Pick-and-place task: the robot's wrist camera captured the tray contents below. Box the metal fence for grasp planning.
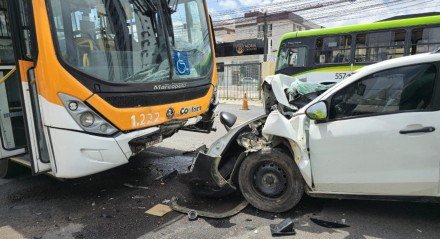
[217,63,262,100]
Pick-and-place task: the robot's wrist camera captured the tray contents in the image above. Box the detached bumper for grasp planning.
[180,152,236,197]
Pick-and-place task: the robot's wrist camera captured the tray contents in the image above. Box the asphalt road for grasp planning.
[0,103,439,239]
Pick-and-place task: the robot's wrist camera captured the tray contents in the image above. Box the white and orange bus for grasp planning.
[0,0,218,178]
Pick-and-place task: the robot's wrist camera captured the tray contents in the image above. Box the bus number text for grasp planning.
[131,113,160,128]
[335,73,351,80]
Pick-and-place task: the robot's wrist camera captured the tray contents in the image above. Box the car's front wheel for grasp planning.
[238,149,304,213]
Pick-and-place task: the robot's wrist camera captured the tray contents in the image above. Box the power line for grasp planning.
[211,0,321,17]
[307,0,437,22]
[214,5,438,38]
[211,0,436,26]
[212,0,355,24]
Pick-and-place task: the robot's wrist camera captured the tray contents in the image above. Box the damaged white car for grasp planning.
[181,52,440,213]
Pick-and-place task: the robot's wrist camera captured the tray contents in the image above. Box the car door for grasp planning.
[309,63,440,196]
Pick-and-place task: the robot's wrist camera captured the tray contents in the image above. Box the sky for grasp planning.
[207,0,440,28]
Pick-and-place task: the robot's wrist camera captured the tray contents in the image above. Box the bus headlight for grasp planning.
[80,112,95,127]
[68,101,78,111]
[58,93,118,135]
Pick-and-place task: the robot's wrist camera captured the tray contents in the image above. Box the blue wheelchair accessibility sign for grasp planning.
[173,51,190,76]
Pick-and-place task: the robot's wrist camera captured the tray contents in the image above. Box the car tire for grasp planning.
[238,149,303,213]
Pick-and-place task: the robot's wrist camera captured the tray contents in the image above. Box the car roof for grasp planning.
[356,52,440,77]
[311,52,440,103]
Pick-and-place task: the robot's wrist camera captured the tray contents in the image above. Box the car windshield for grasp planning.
[48,0,171,84]
[286,81,335,109]
[169,0,213,80]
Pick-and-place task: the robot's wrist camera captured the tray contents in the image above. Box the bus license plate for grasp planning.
[145,135,163,147]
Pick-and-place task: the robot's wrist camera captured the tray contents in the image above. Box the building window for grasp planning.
[257,24,272,38]
[355,30,406,63]
[315,35,352,64]
[258,25,263,38]
[411,27,440,54]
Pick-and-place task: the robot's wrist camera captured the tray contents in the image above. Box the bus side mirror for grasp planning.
[220,112,237,131]
[305,101,328,121]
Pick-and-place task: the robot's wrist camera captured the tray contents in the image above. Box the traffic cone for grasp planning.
[241,93,249,110]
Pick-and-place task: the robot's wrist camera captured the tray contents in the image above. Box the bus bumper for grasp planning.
[49,127,160,178]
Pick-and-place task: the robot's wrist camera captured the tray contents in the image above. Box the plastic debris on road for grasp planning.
[270,218,296,236]
[310,218,350,229]
[145,204,173,217]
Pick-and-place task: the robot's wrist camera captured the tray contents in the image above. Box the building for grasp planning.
[213,22,236,43]
[213,11,320,99]
[215,11,320,65]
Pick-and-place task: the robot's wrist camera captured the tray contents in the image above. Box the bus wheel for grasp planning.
[238,149,304,213]
[0,159,21,179]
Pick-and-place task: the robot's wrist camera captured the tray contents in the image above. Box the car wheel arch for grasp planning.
[268,136,313,188]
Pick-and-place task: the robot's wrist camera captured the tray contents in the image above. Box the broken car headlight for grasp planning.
[59,93,118,135]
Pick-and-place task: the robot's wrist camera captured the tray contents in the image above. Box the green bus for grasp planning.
[275,13,440,83]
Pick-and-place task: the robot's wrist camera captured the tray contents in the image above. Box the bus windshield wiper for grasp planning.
[168,0,179,13]
[133,0,157,15]
[124,63,156,81]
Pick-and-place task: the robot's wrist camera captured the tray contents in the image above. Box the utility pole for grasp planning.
[263,11,268,62]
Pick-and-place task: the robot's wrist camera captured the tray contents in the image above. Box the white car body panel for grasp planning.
[261,52,440,197]
[262,110,313,186]
[309,112,440,196]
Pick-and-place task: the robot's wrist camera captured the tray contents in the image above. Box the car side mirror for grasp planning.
[219,112,237,131]
[305,101,328,121]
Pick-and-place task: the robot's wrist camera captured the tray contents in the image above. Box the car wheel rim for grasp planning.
[253,162,287,198]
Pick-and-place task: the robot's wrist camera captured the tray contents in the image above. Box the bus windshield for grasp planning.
[48,0,172,84]
[276,45,307,71]
[169,0,212,80]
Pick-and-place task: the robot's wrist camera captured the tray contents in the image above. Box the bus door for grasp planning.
[1,0,52,174]
[0,67,27,159]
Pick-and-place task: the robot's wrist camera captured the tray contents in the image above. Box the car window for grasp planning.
[330,64,437,120]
